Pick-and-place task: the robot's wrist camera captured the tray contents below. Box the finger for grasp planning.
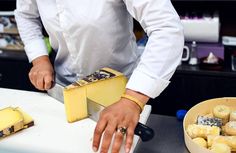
[93,118,107,152]
[111,127,125,153]
[28,70,37,88]
[44,74,53,90]
[36,73,44,90]
[100,121,117,153]
[125,125,135,153]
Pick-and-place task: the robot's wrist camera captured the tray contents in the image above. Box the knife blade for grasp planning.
[47,83,154,142]
[47,83,65,103]
[87,98,154,142]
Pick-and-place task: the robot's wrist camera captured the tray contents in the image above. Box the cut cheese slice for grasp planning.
[63,68,127,123]
[64,87,87,122]
[0,107,24,138]
[0,107,34,139]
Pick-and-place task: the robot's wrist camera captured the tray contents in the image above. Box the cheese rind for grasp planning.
[63,68,127,123]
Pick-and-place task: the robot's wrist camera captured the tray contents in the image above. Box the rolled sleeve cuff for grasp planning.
[126,69,170,99]
[24,39,48,62]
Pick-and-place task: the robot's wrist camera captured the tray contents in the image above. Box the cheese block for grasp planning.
[197,116,222,127]
[0,107,24,138]
[63,68,128,123]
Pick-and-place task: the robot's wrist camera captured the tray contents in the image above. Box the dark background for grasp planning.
[1,0,236,116]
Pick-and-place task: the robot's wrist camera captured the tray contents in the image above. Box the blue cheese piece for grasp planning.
[197,116,222,127]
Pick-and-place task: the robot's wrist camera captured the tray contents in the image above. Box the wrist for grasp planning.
[32,55,51,66]
[122,89,150,113]
[125,89,149,104]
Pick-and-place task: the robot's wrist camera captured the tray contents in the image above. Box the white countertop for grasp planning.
[0,88,151,153]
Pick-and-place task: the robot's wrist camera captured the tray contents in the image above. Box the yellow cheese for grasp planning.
[0,107,24,138]
[213,105,231,125]
[210,143,231,153]
[187,124,220,139]
[192,137,207,148]
[63,87,87,122]
[207,135,236,151]
[63,68,127,123]
[0,107,34,139]
[86,69,127,107]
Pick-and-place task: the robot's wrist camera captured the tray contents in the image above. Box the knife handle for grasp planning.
[134,122,154,142]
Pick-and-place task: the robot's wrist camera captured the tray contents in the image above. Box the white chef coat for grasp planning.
[14,0,184,98]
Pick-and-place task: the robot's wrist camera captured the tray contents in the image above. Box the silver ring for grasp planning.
[116,127,127,135]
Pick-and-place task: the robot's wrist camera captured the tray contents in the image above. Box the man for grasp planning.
[15,0,184,152]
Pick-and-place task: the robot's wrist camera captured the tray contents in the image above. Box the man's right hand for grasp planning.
[29,55,54,91]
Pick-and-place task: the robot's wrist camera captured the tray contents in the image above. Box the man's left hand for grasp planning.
[92,89,149,153]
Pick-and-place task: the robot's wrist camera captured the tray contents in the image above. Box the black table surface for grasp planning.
[135,114,190,153]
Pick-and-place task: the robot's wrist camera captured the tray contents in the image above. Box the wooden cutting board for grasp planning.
[0,88,151,153]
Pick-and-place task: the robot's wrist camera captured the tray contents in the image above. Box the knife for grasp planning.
[47,83,154,142]
[47,82,65,103]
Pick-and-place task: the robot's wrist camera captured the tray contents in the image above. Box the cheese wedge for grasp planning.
[0,107,24,138]
[0,107,34,139]
[63,68,127,123]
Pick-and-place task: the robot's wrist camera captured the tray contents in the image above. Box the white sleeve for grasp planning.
[123,0,184,98]
[14,0,48,62]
